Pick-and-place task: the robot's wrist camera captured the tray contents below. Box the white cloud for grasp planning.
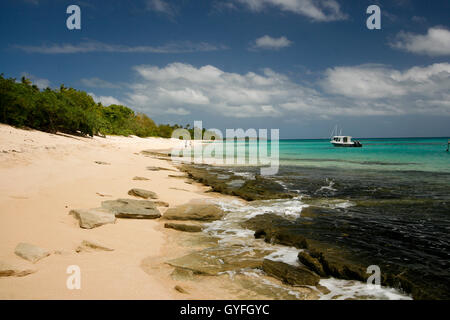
[390,27,450,56]
[21,73,50,89]
[166,107,191,115]
[322,63,450,100]
[251,35,292,50]
[13,40,227,54]
[146,0,177,17]
[235,0,347,21]
[88,93,123,106]
[123,62,450,119]
[81,77,119,88]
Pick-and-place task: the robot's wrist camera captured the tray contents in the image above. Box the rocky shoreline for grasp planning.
[173,161,448,300]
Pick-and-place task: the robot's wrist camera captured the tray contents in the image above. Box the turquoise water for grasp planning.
[190,137,450,298]
[277,138,450,173]
[197,137,449,173]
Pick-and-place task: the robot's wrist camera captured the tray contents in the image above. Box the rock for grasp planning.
[0,260,37,277]
[164,223,203,233]
[76,240,114,253]
[94,161,110,165]
[153,201,169,207]
[170,267,195,281]
[174,285,189,294]
[167,247,272,276]
[128,188,158,199]
[298,250,327,277]
[168,174,187,179]
[181,165,296,201]
[96,192,112,197]
[14,243,51,263]
[262,259,320,286]
[133,176,149,181]
[242,214,309,249]
[307,248,367,282]
[141,150,171,158]
[226,180,246,188]
[69,208,116,229]
[101,198,161,219]
[146,166,176,172]
[163,203,224,222]
[234,272,319,300]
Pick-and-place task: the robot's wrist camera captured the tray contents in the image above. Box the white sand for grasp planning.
[0,124,226,299]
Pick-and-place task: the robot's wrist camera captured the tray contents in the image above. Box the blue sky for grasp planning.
[1,0,449,138]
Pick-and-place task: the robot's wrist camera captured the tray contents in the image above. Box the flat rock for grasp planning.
[69,208,116,229]
[166,247,272,276]
[0,260,37,277]
[128,188,158,199]
[170,267,195,281]
[14,243,51,263]
[163,203,224,222]
[164,222,203,233]
[101,198,161,219]
[262,259,320,286]
[168,174,187,179]
[133,176,149,181]
[146,166,176,172]
[153,201,169,207]
[76,240,114,253]
[94,161,110,165]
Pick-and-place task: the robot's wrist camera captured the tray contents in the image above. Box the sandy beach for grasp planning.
[0,123,238,299]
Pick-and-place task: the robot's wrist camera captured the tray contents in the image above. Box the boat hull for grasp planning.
[331,142,362,148]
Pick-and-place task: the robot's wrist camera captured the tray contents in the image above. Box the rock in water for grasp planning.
[101,198,161,219]
[0,260,37,277]
[14,243,51,263]
[164,223,203,233]
[262,259,320,286]
[298,251,327,277]
[163,203,224,222]
[166,247,271,276]
[69,208,116,229]
[128,188,158,199]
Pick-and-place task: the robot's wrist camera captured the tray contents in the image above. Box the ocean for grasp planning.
[178,137,450,299]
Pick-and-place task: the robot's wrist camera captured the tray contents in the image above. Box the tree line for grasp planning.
[0,74,191,138]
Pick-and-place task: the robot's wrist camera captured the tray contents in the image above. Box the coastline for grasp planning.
[0,124,325,300]
[0,124,231,299]
[1,124,441,300]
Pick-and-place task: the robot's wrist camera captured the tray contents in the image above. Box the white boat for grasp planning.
[329,126,362,147]
[330,135,362,147]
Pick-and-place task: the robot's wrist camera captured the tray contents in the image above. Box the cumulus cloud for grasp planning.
[13,40,227,54]
[21,73,50,89]
[121,62,450,119]
[146,0,177,17]
[88,93,123,106]
[322,63,450,99]
[81,77,119,89]
[251,35,292,50]
[390,27,450,56]
[235,0,347,21]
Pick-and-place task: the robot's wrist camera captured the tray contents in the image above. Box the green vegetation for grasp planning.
[0,74,189,138]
